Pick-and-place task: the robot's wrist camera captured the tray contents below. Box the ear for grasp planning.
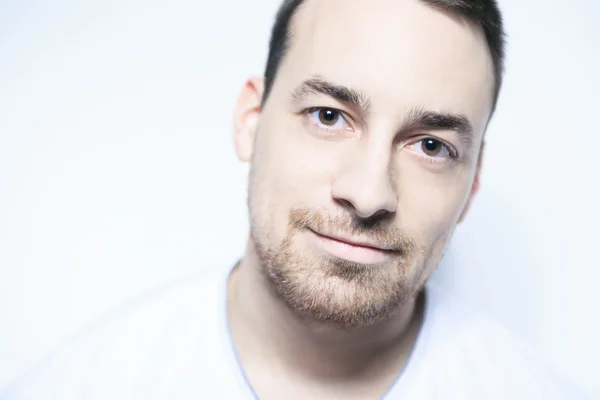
[233,77,264,162]
[458,141,484,224]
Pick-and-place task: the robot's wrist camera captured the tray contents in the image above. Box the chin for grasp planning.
[260,247,414,328]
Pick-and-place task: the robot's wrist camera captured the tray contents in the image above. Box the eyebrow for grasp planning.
[404,107,474,146]
[291,76,372,114]
[291,76,475,145]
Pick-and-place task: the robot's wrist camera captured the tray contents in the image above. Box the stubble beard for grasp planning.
[249,201,421,329]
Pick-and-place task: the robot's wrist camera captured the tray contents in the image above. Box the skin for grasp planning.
[229,0,494,398]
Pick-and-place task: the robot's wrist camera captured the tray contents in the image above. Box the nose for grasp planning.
[330,146,398,219]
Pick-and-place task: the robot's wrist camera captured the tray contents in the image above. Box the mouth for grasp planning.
[308,229,397,265]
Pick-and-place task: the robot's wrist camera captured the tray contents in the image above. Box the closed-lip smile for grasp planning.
[308,229,397,264]
[311,229,393,251]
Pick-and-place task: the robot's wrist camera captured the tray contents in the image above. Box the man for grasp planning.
[2,0,584,399]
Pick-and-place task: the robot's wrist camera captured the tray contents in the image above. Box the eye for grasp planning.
[410,138,455,159]
[308,108,351,131]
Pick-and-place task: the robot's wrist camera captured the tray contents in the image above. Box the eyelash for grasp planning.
[302,107,460,163]
[303,107,353,134]
[409,138,459,164]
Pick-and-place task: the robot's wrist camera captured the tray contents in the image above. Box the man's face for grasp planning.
[236,0,494,328]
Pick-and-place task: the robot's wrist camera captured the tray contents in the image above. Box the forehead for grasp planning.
[276,0,495,133]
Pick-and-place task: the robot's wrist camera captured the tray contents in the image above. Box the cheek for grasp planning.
[396,166,469,287]
[396,160,473,244]
[249,121,339,242]
[255,119,341,205]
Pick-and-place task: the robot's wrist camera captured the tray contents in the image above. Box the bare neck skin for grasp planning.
[228,242,426,399]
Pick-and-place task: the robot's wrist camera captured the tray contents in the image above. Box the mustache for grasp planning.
[289,207,416,253]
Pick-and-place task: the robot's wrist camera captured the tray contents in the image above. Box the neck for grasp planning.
[228,241,425,386]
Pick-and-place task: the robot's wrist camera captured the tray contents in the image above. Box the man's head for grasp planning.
[234,0,505,328]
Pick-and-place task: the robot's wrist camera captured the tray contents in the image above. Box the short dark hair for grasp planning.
[262,0,506,112]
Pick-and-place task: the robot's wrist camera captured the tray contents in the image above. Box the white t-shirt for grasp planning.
[1,264,585,400]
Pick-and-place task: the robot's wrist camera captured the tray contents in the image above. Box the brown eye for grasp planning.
[421,138,443,156]
[318,109,340,126]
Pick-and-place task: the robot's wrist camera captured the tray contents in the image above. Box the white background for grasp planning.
[1,0,598,396]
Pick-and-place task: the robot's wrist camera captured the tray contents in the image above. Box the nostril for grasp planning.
[335,198,356,212]
[369,209,389,219]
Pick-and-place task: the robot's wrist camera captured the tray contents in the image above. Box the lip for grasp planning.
[309,229,396,265]
[311,230,393,251]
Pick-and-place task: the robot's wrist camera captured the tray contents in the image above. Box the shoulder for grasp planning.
[1,266,230,400]
[417,284,587,399]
